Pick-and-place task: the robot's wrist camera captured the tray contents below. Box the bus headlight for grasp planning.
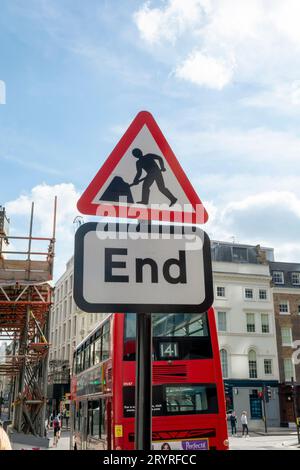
[223,439,229,447]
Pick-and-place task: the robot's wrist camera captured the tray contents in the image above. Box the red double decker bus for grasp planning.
[70,309,228,450]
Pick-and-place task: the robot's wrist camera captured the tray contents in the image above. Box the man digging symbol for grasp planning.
[131,148,177,206]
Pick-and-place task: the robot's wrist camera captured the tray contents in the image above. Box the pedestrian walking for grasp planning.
[0,424,12,450]
[52,415,61,447]
[230,411,237,436]
[241,411,249,437]
[45,417,49,437]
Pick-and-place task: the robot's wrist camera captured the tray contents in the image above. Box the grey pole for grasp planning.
[134,313,152,450]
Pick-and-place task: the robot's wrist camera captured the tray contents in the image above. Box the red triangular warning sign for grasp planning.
[77,111,208,224]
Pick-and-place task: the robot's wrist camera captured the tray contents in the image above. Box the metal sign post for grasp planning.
[262,390,268,434]
[134,313,152,450]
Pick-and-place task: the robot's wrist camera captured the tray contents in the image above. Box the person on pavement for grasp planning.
[241,411,249,438]
[230,411,237,436]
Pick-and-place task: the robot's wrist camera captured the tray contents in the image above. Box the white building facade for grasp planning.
[48,256,107,413]
[49,256,106,366]
[212,241,281,429]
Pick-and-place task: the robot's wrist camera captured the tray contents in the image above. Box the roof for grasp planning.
[211,241,272,264]
[269,261,300,289]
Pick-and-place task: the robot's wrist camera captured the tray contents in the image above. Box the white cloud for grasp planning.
[133,0,207,44]
[134,0,300,94]
[175,50,234,89]
[5,183,81,280]
[204,189,300,263]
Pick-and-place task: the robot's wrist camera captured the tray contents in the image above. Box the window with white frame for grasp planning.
[284,358,294,382]
[220,349,228,378]
[291,272,300,285]
[281,327,292,346]
[245,288,253,299]
[264,359,272,375]
[261,314,270,333]
[216,286,226,297]
[246,313,255,332]
[217,311,227,332]
[259,289,267,300]
[279,301,289,314]
[272,271,284,284]
[248,350,257,378]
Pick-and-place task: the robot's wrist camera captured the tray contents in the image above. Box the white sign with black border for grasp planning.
[73,222,213,313]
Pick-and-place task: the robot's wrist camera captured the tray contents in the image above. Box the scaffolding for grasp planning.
[0,198,56,437]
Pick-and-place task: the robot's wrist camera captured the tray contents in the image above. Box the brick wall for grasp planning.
[273,292,300,383]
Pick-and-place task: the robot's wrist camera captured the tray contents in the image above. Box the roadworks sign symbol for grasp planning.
[77,111,208,224]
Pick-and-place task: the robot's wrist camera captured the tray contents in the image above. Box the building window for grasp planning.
[281,327,292,346]
[272,271,284,284]
[284,358,294,382]
[248,350,257,378]
[245,288,254,300]
[291,272,300,285]
[279,301,289,314]
[220,349,228,378]
[217,311,227,332]
[232,246,248,262]
[246,313,255,332]
[250,393,262,419]
[264,359,272,375]
[216,286,226,297]
[259,289,267,300]
[261,314,270,333]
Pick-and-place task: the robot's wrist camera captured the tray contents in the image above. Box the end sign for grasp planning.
[74,222,213,313]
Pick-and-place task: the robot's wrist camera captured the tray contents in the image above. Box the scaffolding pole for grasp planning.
[0,197,57,437]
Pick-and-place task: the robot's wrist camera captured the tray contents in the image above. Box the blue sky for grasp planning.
[1,0,300,279]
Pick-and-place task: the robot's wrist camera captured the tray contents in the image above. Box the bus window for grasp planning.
[94,337,101,365]
[123,384,218,418]
[124,313,212,361]
[87,400,106,439]
[84,345,90,370]
[80,349,84,373]
[153,313,209,337]
[90,341,95,367]
[100,400,107,439]
[165,386,210,413]
[88,401,99,438]
[102,322,110,361]
[77,402,82,431]
[76,351,81,374]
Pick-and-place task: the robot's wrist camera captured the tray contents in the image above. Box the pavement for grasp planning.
[228,433,300,450]
[10,429,71,451]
